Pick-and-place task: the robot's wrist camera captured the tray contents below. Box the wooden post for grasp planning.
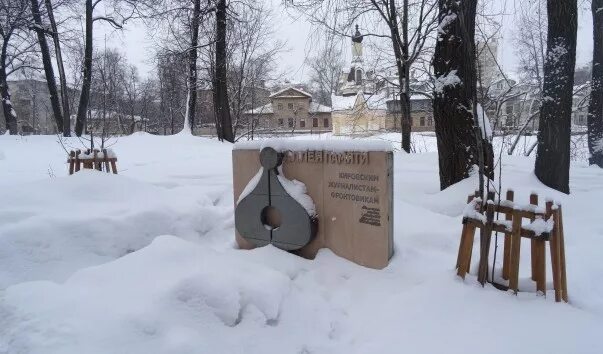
[548,201,562,302]
[102,149,110,173]
[502,189,514,280]
[456,194,474,270]
[509,209,522,293]
[457,222,476,279]
[68,151,75,175]
[477,201,495,285]
[530,193,538,281]
[93,149,98,170]
[75,150,81,172]
[557,205,569,302]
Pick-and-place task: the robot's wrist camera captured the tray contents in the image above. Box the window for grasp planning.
[288,118,294,128]
[496,82,503,89]
[313,118,318,127]
[356,69,363,85]
[277,103,283,110]
[427,117,433,126]
[288,103,294,110]
[300,119,306,128]
[323,118,329,127]
[420,117,425,127]
[278,118,284,126]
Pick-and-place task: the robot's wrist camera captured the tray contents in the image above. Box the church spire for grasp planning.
[351,24,363,63]
[352,24,363,43]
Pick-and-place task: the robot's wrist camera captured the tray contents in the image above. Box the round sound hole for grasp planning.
[261,206,282,230]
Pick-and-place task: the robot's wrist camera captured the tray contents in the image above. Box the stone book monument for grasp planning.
[233,140,394,269]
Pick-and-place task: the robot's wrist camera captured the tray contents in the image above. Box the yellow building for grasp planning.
[332,92,389,135]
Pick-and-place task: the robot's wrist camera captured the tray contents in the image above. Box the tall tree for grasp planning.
[29,0,63,133]
[588,0,603,167]
[74,0,94,136]
[183,0,200,133]
[1,0,39,134]
[432,0,493,190]
[534,0,577,193]
[44,0,71,136]
[307,36,343,106]
[74,0,154,136]
[213,0,234,142]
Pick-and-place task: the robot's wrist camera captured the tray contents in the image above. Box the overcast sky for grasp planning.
[96,0,594,83]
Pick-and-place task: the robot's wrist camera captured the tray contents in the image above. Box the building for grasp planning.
[477,38,500,86]
[572,83,590,129]
[332,92,388,135]
[331,26,435,135]
[244,86,332,133]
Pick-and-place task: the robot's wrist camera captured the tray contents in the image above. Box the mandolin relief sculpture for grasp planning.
[235,147,317,251]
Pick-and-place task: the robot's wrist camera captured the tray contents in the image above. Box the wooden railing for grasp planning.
[68,149,118,175]
[456,190,568,302]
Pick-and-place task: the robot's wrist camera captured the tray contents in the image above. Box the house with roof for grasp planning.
[244,86,332,133]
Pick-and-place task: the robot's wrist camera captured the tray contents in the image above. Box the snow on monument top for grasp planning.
[233,139,393,152]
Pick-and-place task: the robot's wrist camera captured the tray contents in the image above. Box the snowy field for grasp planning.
[0,132,602,353]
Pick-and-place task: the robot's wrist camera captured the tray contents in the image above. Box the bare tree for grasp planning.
[226,2,284,138]
[29,0,63,133]
[0,0,38,134]
[44,0,71,136]
[156,49,187,134]
[213,0,233,141]
[588,0,603,167]
[74,0,157,136]
[534,0,578,194]
[287,0,437,153]
[307,33,343,106]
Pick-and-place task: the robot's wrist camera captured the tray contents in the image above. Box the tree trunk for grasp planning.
[30,0,63,133]
[184,0,200,133]
[588,0,603,167]
[385,0,411,153]
[0,41,17,135]
[400,0,411,153]
[213,0,234,142]
[432,0,493,190]
[534,0,577,193]
[45,0,71,136]
[75,0,93,136]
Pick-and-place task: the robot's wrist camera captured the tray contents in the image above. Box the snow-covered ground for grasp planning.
[0,132,602,353]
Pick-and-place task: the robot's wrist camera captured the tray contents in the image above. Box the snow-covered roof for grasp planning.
[244,103,273,114]
[331,91,388,111]
[331,94,358,111]
[234,139,393,152]
[410,93,432,101]
[244,102,330,115]
[309,102,331,113]
[269,86,312,99]
[364,93,388,110]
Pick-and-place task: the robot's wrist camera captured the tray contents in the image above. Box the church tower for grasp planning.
[351,24,363,63]
[351,25,364,85]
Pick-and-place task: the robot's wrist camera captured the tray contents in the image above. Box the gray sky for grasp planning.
[97,0,594,83]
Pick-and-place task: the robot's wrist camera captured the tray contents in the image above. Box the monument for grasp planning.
[233,140,394,269]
